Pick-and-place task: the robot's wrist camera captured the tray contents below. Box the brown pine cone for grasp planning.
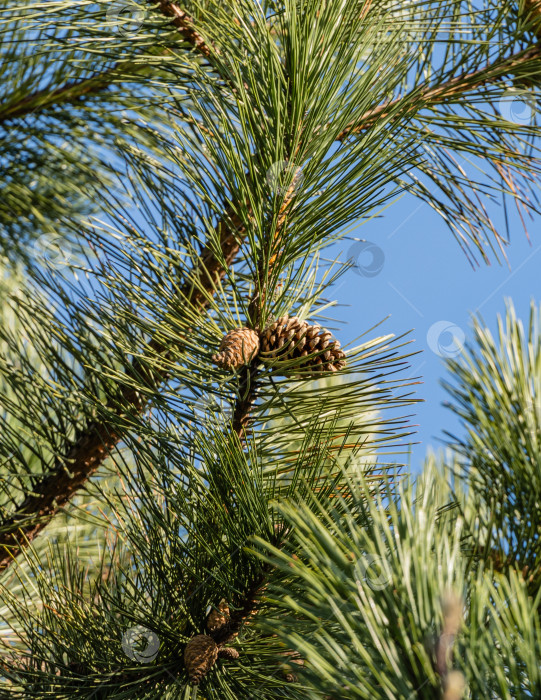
[259,316,346,374]
[212,328,260,370]
[184,634,219,685]
[218,647,240,660]
[206,599,230,633]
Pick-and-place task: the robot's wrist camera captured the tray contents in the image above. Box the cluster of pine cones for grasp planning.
[184,599,301,685]
[184,600,239,685]
[212,315,346,374]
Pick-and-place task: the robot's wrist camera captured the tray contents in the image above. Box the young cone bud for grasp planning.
[206,599,230,633]
[218,647,240,660]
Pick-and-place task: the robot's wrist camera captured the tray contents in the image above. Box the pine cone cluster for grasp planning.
[212,327,260,370]
[184,634,219,685]
[259,316,346,373]
[212,316,346,375]
[183,600,241,684]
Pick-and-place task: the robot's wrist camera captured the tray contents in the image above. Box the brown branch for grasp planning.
[152,1,216,58]
[208,569,269,646]
[233,173,301,442]
[338,44,541,140]
[434,592,465,700]
[0,209,244,572]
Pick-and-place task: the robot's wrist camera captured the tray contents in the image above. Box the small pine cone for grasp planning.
[184,635,219,685]
[259,316,346,374]
[212,328,260,370]
[218,647,239,660]
[206,599,230,633]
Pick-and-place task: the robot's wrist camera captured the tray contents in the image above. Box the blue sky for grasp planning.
[325,189,540,472]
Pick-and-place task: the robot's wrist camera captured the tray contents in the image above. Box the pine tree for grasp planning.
[0,1,539,697]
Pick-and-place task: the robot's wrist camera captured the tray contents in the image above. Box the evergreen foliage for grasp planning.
[0,1,539,697]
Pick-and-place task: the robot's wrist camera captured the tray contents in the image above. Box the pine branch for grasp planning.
[0,61,144,123]
[151,0,216,58]
[233,176,300,442]
[0,208,244,572]
[0,2,215,124]
[2,9,539,574]
[0,2,244,570]
[338,44,541,140]
[248,175,300,327]
[5,14,539,143]
[209,568,269,646]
